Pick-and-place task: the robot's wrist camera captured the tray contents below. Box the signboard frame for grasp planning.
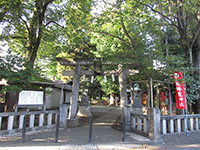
[15,89,45,111]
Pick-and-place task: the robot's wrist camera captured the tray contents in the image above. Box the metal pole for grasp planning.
[22,115,27,143]
[55,113,60,142]
[185,108,189,136]
[150,78,153,108]
[183,74,189,136]
[89,115,93,142]
[122,116,125,142]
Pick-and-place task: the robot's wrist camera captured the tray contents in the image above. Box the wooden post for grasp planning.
[155,87,160,109]
[168,84,173,115]
[43,87,46,111]
[147,82,151,110]
[69,64,81,119]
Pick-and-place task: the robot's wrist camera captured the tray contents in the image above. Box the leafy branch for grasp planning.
[0,52,33,93]
[93,30,130,46]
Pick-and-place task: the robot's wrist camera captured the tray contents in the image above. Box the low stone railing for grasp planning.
[131,110,200,140]
[0,110,59,137]
[161,114,200,134]
[131,113,149,137]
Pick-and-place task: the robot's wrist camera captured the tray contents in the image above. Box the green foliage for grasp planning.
[79,76,104,100]
[1,0,199,104]
[0,51,47,93]
[96,75,119,96]
[87,0,200,103]
[0,51,32,93]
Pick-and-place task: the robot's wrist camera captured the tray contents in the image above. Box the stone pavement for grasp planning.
[0,106,200,150]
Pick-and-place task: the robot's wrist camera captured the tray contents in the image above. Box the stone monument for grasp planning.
[80,94,89,106]
[132,84,143,114]
[77,90,91,116]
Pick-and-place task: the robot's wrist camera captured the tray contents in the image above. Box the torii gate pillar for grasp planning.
[118,66,132,131]
[119,68,127,114]
[68,64,81,120]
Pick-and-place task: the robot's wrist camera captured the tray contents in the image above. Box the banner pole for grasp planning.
[150,78,153,108]
[183,73,189,136]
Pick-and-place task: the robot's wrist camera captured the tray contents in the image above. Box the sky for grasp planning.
[0,41,8,57]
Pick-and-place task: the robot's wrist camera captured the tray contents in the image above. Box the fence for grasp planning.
[131,113,149,137]
[0,110,59,137]
[161,114,200,134]
[131,109,200,140]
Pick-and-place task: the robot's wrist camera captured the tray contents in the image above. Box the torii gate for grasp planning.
[56,57,139,127]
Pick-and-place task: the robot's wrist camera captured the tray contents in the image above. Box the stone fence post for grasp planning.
[148,108,161,141]
[60,103,69,128]
[124,106,131,131]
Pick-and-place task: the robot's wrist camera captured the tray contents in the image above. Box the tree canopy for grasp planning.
[0,0,199,105]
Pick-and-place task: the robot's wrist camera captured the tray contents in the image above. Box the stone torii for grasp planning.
[56,57,139,127]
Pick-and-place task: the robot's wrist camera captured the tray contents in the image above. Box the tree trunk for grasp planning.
[175,0,193,63]
[193,34,200,113]
[25,0,50,66]
[195,34,200,69]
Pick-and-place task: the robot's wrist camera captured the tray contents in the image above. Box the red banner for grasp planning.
[174,72,187,109]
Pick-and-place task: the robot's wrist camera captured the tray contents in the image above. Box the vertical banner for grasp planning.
[104,75,107,83]
[112,74,115,82]
[174,72,187,109]
[82,74,85,81]
[91,76,94,83]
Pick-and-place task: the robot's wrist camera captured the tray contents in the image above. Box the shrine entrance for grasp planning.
[56,57,139,130]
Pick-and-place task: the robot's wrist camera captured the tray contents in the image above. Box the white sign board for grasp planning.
[18,90,44,105]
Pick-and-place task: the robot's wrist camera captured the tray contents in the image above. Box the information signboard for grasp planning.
[18,90,44,106]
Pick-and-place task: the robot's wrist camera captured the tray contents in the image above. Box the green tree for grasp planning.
[87,0,199,110]
[0,52,32,94]
[97,75,119,100]
[138,0,200,66]
[137,0,200,112]
[90,0,166,80]
[79,76,104,101]
[0,0,68,68]
[36,0,94,80]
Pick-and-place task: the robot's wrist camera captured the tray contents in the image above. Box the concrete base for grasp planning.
[67,118,79,127]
